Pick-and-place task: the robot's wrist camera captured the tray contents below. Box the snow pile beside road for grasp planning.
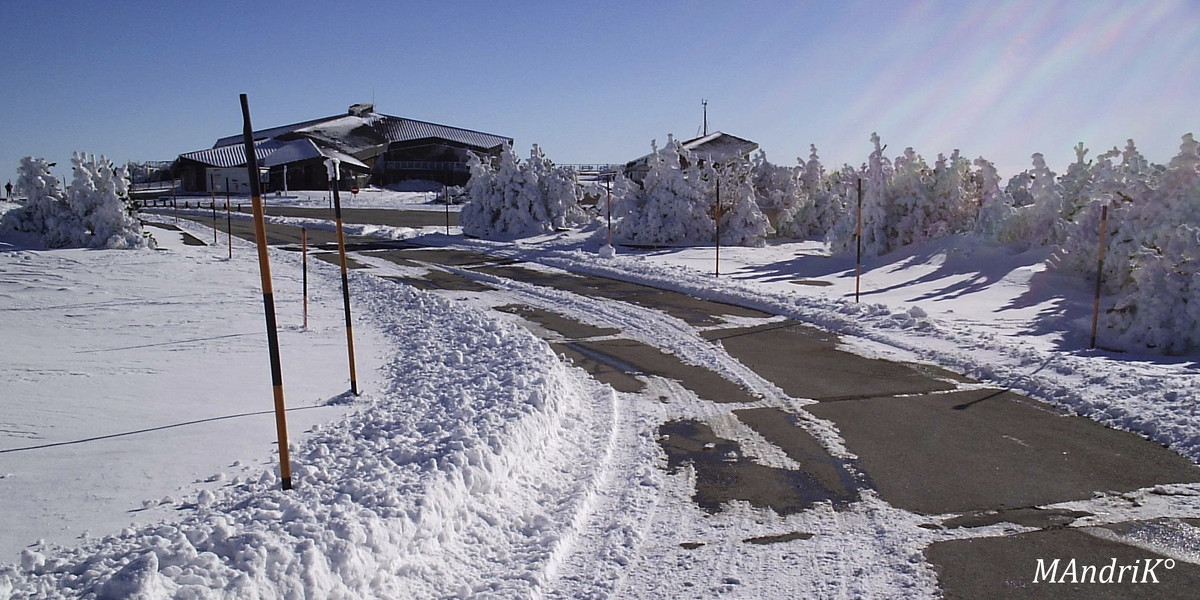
[1,273,615,598]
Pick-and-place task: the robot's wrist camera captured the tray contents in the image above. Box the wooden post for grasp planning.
[1090,205,1109,349]
[240,94,293,491]
[715,176,722,277]
[855,177,863,303]
[326,159,359,395]
[301,227,308,330]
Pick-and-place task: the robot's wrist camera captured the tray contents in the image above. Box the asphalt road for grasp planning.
[159,208,1200,598]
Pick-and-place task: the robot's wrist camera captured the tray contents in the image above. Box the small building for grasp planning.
[175,104,512,192]
[623,132,759,182]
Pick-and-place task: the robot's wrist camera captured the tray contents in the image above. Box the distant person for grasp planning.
[4,181,11,199]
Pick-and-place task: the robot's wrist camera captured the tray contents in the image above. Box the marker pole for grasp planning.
[302,227,308,330]
[715,176,722,278]
[225,178,232,259]
[326,159,359,395]
[240,94,293,491]
[1090,204,1109,349]
[855,177,863,303]
[210,174,217,245]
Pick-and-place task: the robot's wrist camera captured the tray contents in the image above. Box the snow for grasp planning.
[3,140,1200,598]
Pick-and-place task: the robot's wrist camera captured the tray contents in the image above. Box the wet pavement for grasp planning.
[657,419,858,515]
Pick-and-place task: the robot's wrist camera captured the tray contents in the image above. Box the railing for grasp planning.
[382,161,470,172]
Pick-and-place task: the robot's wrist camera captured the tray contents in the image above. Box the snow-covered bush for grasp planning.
[611,137,716,246]
[1,154,150,249]
[460,143,586,239]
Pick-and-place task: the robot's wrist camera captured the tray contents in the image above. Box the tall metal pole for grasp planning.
[855,177,863,303]
[1090,205,1109,349]
[326,158,359,395]
[240,94,292,491]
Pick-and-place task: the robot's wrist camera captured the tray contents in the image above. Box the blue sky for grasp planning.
[1,0,1197,184]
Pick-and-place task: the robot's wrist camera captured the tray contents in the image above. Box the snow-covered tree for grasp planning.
[1051,133,1200,354]
[889,147,933,246]
[717,161,773,247]
[460,143,586,239]
[996,153,1067,249]
[751,150,816,239]
[1059,142,1094,220]
[826,133,894,257]
[66,152,146,249]
[611,137,715,246]
[974,157,1016,241]
[1,154,150,249]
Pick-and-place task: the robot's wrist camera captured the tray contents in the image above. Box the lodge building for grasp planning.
[174,104,511,193]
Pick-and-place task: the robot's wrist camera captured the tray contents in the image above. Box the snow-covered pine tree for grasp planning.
[750,150,809,239]
[889,147,933,246]
[827,133,893,257]
[67,152,147,249]
[460,143,584,239]
[1000,153,1066,248]
[1059,142,1094,221]
[1,157,73,247]
[1,154,149,249]
[717,160,773,247]
[612,136,715,246]
[973,157,1017,241]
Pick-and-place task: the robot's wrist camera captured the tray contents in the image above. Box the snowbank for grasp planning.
[1,268,615,598]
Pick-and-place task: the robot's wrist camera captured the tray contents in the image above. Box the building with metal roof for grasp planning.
[175,104,512,192]
[623,132,760,182]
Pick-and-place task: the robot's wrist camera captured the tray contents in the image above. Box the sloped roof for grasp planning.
[680,131,759,161]
[179,139,285,168]
[192,109,510,171]
[212,112,510,154]
[625,132,759,170]
[180,138,368,171]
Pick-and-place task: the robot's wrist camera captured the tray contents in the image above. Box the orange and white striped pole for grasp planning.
[240,94,293,491]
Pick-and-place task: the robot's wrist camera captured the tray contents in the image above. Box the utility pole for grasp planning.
[702,99,708,137]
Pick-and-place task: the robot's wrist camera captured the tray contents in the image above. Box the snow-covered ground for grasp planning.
[2,192,1199,598]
